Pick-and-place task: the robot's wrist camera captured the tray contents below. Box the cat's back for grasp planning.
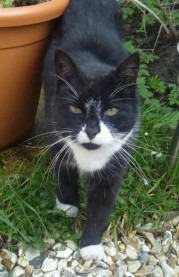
[60,0,121,32]
[49,0,124,66]
[43,0,125,105]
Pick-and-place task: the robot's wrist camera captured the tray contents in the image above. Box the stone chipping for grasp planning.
[0,215,179,277]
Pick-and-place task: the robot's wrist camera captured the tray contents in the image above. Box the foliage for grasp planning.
[121,0,179,39]
[1,0,13,7]
[1,0,43,7]
[124,40,179,130]
[167,84,179,106]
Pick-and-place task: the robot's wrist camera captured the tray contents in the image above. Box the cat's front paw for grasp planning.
[80,244,105,261]
[56,198,78,218]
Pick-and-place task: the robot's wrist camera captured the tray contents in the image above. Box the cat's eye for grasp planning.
[69,105,82,114]
[105,108,119,116]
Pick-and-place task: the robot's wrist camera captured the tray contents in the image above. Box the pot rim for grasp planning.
[0,0,70,27]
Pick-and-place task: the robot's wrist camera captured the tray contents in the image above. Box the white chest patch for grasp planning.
[66,121,134,173]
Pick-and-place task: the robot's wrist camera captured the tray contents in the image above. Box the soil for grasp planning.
[123,22,179,86]
[13,0,48,7]
[149,44,179,85]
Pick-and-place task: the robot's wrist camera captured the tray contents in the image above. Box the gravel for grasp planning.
[0,214,179,277]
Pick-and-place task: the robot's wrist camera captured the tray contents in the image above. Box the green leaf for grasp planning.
[2,0,13,7]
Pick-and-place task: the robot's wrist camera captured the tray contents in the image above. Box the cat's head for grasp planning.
[52,50,139,151]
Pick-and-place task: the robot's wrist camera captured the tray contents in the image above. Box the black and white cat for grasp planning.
[43,0,139,260]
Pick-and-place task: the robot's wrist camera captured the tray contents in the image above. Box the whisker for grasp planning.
[49,72,78,99]
[120,147,149,185]
[109,82,136,99]
[21,131,60,144]
[45,139,72,181]
[110,97,135,103]
[34,136,71,168]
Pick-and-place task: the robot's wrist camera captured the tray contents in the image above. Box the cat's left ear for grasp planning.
[55,49,78,77]
[115,52,139,83]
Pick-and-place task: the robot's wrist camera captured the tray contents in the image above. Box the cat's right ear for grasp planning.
[55,50,78,77]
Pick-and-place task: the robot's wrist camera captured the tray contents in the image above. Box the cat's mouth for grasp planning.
[82,143,101,150]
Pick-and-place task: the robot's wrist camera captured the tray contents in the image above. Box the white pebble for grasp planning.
[160,260,175,277]
[17,257,29,267]
[104,245,117,257]
[57,259,67,272]
[63,267,76,277]
[83,259,93,270]
[19,247,40,262]
[148,255,159,266]
[43,238,55,248]
[31,269,44,277]
[116,260,128,272]
[72,251,80,260]
[103,255,113,265]
[142,245,150,252]
[67,255,73,262]
[116,252,128,260]
[171,241,178,254]
[74,262,84,273]
[56,247,73,259]
[96,269,112,276]
[52,243,64,252]
[162,231,173,246]
[125,273,135,277]
[41,258,58,272]
[44,270,60,277]
[151,265,164,277]
[126,245,138,260]
[127,260,141,273]
[65,240,77,251]
[13,266,25,277]
[114,268,125,277]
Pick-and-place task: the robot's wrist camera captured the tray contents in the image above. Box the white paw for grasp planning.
[56,198,78,218]
[80,244,105,261]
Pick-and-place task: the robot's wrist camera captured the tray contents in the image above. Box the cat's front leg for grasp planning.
[80,175,121,260]
[55,164,79,218]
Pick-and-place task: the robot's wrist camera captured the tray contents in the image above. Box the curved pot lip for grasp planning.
[0,0,70,27]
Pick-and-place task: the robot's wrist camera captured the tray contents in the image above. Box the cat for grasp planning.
[43,0,139,261]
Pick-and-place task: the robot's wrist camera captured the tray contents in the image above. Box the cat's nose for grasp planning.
[85,121,100,140]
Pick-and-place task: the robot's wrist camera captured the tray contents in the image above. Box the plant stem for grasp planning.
[157,0,179,40]
[125,0,171,36]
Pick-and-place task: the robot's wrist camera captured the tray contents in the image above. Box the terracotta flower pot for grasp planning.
[0,0,70,149]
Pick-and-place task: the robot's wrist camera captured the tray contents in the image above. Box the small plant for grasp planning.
[122,0,179,40]
[1,0,46,7]
[149,75,166,94]
[167,84,179,106]
[1,0,13,7]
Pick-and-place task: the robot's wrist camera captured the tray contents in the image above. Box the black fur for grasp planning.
[43,0,139,249]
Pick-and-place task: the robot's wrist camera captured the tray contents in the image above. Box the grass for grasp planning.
[111,103,179,231]
[0,156,83,252]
